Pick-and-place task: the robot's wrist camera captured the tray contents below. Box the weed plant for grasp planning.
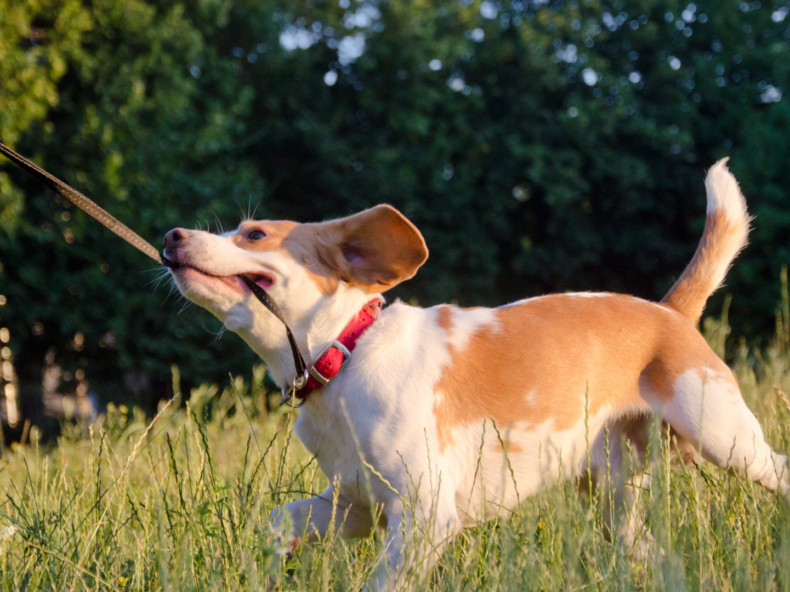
[2,300,790,590]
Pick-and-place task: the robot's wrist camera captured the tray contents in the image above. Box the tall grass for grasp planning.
[3,299,790,591]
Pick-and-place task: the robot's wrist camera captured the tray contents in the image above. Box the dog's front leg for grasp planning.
[265,488,375,589]
[366,498,460,591]
[268,486,375,549]
[364,501,408,592]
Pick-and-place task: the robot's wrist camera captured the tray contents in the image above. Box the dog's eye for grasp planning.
[248,229,266,241]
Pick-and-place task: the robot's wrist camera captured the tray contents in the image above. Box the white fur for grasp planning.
[705,159,750,291]
[664,368,788,493]
[705,158,748,220]
[436,305,499,353]
[568,291,610,298]
[500,295,547,308]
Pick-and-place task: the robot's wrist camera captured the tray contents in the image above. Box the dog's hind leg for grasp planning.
[589,415,654,552]
[664,365,790,495]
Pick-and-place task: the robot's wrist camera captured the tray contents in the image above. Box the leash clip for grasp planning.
[279,370,309,408]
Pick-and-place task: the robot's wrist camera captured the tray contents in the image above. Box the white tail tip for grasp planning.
[705,157,748,220]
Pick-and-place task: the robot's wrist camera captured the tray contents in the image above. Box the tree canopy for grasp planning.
[2,0,790,414]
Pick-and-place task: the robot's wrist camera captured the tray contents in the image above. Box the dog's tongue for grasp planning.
[245,272,273,290]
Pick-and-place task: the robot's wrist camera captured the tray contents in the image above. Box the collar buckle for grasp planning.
[278,298,381,409]
[309,340,352,385]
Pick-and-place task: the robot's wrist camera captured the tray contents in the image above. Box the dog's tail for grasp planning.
[661,159,750,324]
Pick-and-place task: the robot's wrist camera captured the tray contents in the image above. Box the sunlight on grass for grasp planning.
[3,296,790,590]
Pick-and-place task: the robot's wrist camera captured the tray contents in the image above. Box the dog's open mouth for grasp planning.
[166,257,274,290]
[242,272,274,290]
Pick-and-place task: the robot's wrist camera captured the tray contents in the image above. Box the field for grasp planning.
[2,306,790,591]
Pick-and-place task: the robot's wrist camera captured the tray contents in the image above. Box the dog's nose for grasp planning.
[164,228,191,250]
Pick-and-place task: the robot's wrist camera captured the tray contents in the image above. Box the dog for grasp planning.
[165,159,788,589]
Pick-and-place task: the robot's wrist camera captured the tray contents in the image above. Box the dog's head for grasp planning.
[164,205,427,374]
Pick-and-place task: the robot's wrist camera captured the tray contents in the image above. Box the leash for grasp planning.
[0,140,314,404]
[0,141,163,264]
[237,275,309,396]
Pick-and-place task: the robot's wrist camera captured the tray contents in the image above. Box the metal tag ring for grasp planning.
[280,370,310,408]
[279,386,306,408]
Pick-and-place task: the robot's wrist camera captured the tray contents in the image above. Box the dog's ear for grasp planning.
[316,205,428,292]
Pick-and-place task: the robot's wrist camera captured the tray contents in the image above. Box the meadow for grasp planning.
[2,301,790,591]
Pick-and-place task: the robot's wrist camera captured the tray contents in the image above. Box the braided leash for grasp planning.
[0,142,163,265]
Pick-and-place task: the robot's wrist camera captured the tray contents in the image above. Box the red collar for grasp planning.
[293,298,382,401]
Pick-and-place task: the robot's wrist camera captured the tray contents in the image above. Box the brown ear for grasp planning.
[315,205,428,292]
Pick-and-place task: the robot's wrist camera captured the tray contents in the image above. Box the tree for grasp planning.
[2,0,790,426]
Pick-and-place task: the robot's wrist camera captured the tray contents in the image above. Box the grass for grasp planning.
[3,305,790,591]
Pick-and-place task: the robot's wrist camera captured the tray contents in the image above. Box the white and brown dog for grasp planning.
[165,160,788,589]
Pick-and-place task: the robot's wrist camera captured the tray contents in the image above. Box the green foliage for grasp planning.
[2,0,790,407]
[0,0,91,230]
[2,323,790,589]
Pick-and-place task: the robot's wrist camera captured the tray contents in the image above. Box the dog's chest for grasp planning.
[295,400,359,479]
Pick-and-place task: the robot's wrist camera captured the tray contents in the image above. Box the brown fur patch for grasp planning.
[231,220,339,296]
[494,440,524,454]
[229,206,428,295]
[436,306,453,330]
[433,294,727,452]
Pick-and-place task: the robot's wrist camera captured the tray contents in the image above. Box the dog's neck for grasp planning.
[233,284,380,389]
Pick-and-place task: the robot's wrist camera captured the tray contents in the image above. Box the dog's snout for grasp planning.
[164,228,191,250]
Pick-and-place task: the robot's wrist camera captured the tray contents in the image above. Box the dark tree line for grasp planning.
[1,0,790,424]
